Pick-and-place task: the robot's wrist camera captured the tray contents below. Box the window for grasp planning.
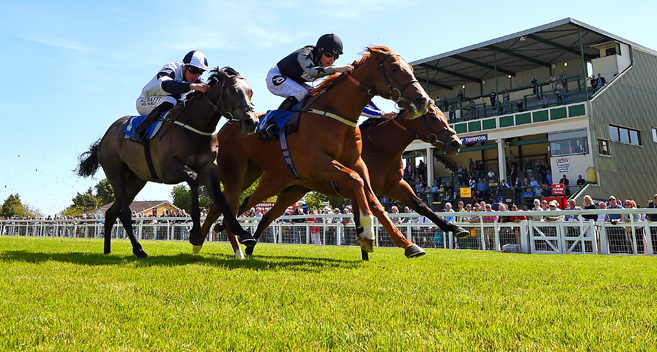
[549,129,588,156]
[652,128,657,143]
[609,125,641,146]
[598,139,610,156]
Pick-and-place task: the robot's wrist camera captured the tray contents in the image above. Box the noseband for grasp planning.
[391,109,457,147]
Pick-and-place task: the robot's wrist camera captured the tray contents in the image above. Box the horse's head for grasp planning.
[360,46,429,117]
[208,67,259,135]
[398,103,462,155]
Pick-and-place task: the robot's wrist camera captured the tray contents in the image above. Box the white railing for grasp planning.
[1,209,656,255]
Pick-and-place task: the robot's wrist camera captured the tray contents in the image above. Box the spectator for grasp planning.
[468,204,482,223]
[502,89,510,112]
[468,99,476,117]
[560,175,570,195]
[448,104,455,120]
[607,196,623,224]
[443,97,448,111]
[541,184,552,197]
[546,169,553,185]
[549,73,557,86]
[623,200,640,223]
[524,188,534,198]
[531,77,539,99]
[565,199,582,221]
[555,82,563,104]
[435,96,441,110]
[582,195,598,221]
[540,95,549,108]
[576,175,586,186]
[333,208,345,245]
[597,202,608,221]
[545,200,563,221]
[516,99,524,112]
[507,150,515,171]
[444,203,456,223]
[596,73,606,89]
[590,75,598,91]
[510,204,528,222]
[530,177,539,194]
[560,70,568,93]
[489,89,497,108]
[457,90,464,104]
[487,168,495,179]
[647,194,657,222]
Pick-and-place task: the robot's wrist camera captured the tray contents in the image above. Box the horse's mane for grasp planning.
[310,46,395,96]
[186,66,240,102]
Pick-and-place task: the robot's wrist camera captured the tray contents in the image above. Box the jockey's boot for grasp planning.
[277,96,299,111]
[130,102,174,144]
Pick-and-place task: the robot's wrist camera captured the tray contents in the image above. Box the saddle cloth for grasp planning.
[257,105,302,141]
[121,114,165,140]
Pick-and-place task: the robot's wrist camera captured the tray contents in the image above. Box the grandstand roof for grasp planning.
[411,18,656,91]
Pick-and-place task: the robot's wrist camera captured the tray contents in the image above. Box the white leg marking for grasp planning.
[360,210,375,241]
[235,247,245,260]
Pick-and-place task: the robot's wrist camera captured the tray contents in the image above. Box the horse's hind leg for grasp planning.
[104,203,119,254]
[106,169,148,258]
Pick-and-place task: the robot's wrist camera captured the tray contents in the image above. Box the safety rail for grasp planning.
[1,208,655,255]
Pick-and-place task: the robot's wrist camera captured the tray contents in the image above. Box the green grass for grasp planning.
[1,237,656,351]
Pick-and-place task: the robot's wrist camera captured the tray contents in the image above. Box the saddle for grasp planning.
[121,114,165,141]
[257,101,305,141]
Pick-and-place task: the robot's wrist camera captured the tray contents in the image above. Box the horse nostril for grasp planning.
[451,140,461,148]
[417,96,427,105]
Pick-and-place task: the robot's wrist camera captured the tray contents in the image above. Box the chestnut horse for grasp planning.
[200,46,430,258]
[76,68,258,258]
[212,104,469,258]
[241,103,467,253]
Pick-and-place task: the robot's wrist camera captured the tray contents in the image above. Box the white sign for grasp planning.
[555,157,570,174]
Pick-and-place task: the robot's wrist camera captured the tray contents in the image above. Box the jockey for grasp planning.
[361,101,397,120]
[130,50,211,144]
[266,33,354,111]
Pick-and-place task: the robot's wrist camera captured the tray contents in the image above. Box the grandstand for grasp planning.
[404,18,657,207]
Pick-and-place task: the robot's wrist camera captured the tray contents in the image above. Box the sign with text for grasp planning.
[555,157,570,174]
[462,134,488,144]
[460,187,472,198]
[552,183,565,195]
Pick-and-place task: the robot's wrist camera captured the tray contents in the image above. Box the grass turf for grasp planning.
[0,236,656,351]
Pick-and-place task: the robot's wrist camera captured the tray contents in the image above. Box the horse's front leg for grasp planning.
[308,155,377,253]
[198,163,255,252]
[386,180,469,238]
[351,158,425,258]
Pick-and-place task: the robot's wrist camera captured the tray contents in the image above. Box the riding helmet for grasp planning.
[182,50,209,71]
[316,34,343,56]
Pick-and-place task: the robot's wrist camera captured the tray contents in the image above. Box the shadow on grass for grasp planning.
[0,249,363,272]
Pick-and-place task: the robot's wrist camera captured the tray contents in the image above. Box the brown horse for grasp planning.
[76,67,259,258]
[200,46,430,258]
[213,103,468,257]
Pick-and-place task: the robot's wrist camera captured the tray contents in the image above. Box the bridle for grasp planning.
[345,53,422,115]
[202,75,256,126]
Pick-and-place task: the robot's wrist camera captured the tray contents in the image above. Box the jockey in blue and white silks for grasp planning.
[266,33,354,111]
[361,101,398,120]
[131,50,210,144]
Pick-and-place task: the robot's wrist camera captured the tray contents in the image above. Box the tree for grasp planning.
[171,180,277,214]
[95,179,115,206]
[62,179,114,217]
[1,194,25,218]
[304,192,350,211]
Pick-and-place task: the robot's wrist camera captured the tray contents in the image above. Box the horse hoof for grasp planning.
[134,249,148,258]
[239,232,257,246]
[453,227,470,238]
[235,248,245,260]
[245,245,255,256]
[405,244,426,258]
[358,237,375,253]
[192,245,203,255]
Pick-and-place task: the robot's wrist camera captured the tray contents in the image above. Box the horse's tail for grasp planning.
[76,140,101,177]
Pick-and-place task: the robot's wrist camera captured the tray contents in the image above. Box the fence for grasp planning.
[1,208,656,255]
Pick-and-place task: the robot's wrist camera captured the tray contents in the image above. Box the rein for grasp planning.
[344,53,420,114]
[159,75,255,139]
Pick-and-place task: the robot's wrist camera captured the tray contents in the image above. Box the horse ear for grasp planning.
[214,69,230,82]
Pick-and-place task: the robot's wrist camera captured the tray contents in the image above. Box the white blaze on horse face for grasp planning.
[359,210,375,241]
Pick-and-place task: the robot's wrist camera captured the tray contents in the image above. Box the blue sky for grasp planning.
[1,0,655,217]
